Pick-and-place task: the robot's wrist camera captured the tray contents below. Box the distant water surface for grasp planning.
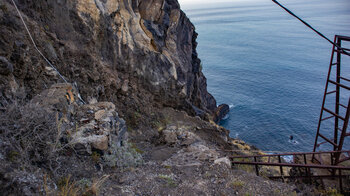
[183,0,350,152]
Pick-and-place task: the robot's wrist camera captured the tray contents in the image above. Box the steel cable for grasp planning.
[272,0,350,56]
[10,0,68,83]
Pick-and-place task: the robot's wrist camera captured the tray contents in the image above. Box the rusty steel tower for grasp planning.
[313,35,350,165]
[231,1,350,194]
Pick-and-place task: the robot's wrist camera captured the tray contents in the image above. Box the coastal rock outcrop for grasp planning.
[0,0,217,121]
[213,104,230,123]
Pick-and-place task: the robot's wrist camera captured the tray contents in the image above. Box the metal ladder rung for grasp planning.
[334,49,350,56]
[317,140,328,147]
[340,76,350,82]
[318,133,338,147]
[338,103,348,109]
[326,90,337,95]
[328,80,350,90]
[321,115,334,121]
[323,108,346,121]
[313,36,350,160]
[338,156,350,164]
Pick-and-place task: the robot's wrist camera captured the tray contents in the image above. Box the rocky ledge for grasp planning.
[0,84,311,195]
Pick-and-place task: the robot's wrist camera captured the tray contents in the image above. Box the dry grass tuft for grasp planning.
[0,100,70,176]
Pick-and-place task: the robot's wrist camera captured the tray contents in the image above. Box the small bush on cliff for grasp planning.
[158,174,177,187]
[0,100,68,174]
[44,174,109,196]
[103,141,143,168]
[231,180,245,189]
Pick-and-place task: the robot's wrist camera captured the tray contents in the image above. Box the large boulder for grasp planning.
[72,101,127,154]
[30,83,127,155]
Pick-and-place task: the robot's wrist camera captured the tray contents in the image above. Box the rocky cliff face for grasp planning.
[0,0,217,120]
[0,1,319,195]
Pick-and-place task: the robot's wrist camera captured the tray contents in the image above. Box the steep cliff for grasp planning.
[0,0,216,121]
[0,1,320,195]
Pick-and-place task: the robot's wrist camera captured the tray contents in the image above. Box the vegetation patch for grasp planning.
[0,101,70,175]
[231,180,245,189]
[44,175,109,196]
[103,142,143,168]
[130,142,144,154]
[158,174,177,188]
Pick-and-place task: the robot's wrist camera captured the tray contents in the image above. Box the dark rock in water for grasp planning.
[213,104,230,124]
[0,56,13,75]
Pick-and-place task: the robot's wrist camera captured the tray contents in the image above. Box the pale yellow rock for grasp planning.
[8,75,18,93]
[170,9,181,24]
[95,110,106,120]
[163,129,177,144]
[214,157,232,167]
[91,135,109,151]
[121,80,129,92]
[76,0,100,23]
[105,0,119,15]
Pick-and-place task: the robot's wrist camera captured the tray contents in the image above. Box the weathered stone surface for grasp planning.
[72,101,126,154]
[0,56,13,75]
[162,143,219,167]
[214,157,232,168]
[44,42,57,60]
[30,83,79,115]
[160,124,199,146]
[162,129,178,144]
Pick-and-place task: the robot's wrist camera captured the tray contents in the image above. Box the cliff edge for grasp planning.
[0,0,315,195]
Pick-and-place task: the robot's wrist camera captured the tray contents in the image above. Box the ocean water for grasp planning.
[183,0,350,152]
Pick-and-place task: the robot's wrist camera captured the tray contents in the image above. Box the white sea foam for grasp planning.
[288,139,299,145]
[222,114,229,120]
[283,155,294,163]
[234,133,239,139]
[265,153,293,163]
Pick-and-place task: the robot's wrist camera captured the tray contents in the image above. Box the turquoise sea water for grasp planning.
[183,0,350,152]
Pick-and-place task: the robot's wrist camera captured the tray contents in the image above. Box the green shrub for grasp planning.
[231,180,245,189]
[158,175,177,188]
[103,142,143,168]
